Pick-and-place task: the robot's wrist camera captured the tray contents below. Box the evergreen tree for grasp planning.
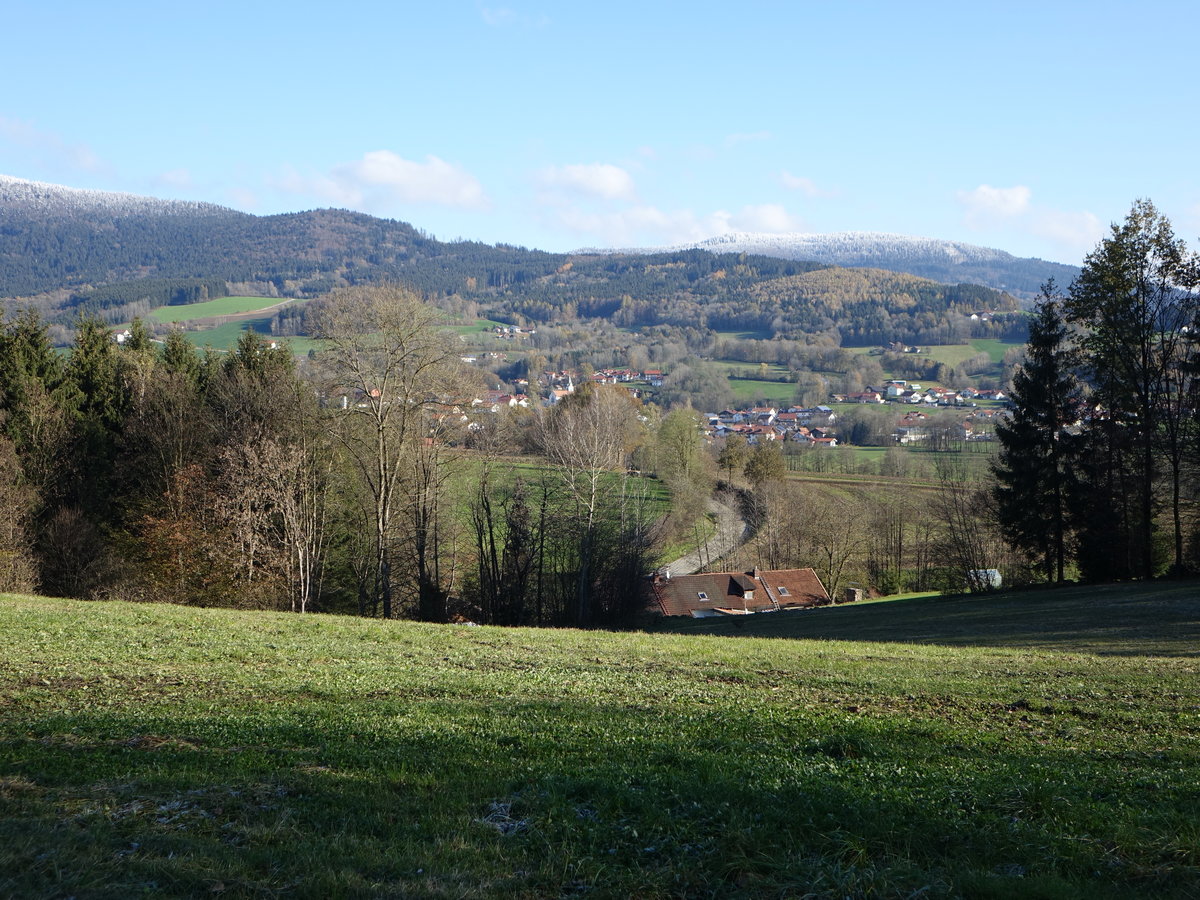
[160,328,201,385]
[992,284,1080,582]
[0,309,72,490]
[1065,200,1199,576]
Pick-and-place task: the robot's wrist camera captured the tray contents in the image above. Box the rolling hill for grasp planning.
[587,230,1081,299]
[0,175,1025,348]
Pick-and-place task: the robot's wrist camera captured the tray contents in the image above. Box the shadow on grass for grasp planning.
[1,696,1196,898]
[654,580,1200,658]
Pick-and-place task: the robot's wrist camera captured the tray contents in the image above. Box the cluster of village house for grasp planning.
[837,379,1006,406]
[462,369,669,413]
[458,372,1006,447]
[706,405,841,446]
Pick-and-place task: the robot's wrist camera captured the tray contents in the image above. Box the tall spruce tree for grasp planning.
[992,283,1080,582]
[1065,200,1199,576]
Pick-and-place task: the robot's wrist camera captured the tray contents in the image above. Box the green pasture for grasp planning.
[181,317,276,352]
[970,337,1022,364]
[845,338,1023,373]
[725,378,797,406]
[174,314,503,355]
[149,296,296,324]
[656,578,1200,656]
[443,317,512,336]
[0,586,1197,897]
[916,344,986,368]
[708,359,792,379]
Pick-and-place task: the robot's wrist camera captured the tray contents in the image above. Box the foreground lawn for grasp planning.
[656,579,1200,657]
[1,593,1197,898]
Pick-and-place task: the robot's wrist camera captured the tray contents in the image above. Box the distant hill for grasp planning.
[0,174,442,300]
[0,175,1024,346]
[584,231,1081,300]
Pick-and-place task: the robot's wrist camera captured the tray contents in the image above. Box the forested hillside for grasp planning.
[1,176,1021,349]
[609,230,1083,299]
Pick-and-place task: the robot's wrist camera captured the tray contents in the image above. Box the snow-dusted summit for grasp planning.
[0,174,238,218]
[581,231,1080,299]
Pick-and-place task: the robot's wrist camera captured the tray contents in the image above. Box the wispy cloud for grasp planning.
[275,151,488,211]
[153,168,194,189]
[542,198,805,248]
[225,187,260,211]
[721,203,806,233]
[956,184,1102,260]
[539,163,636,201]
[480,6,549,27]
[0,116,107,174]
[1028,208,1104,257]
[956,184,1032,224]
[780,171,834,198]
[725,131,772,147]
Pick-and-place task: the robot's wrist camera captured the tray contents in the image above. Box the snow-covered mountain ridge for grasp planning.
[0,175,240,218]
[581,231,1080,299]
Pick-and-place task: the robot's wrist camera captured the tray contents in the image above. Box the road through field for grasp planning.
[660,496,748,575]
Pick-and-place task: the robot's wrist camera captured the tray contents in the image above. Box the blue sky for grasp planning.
[3,1,1197,266]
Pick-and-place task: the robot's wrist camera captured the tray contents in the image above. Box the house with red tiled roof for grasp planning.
[650,567,830,617]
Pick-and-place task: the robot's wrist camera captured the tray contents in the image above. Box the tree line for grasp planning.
[0,285,673,626]
[994,201,1200,582]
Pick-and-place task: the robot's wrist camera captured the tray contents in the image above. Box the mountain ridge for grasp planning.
[581,230,1080,299]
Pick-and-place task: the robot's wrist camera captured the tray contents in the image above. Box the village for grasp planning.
[456,366,1010,449]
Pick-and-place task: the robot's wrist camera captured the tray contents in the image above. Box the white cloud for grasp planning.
[956,183,1103,260]
[154,168,193,189]
[780,171,833,198]
[225,187,259,211]
[543,200,805,248]
[1028,209,1105,257]
[552,205,710,246]
[725,130,772,147]
[539,163,636,201]
[480,6,516,25]
[0,116,107,174]
[480,6,549,27]
[725,203,806,233]
[275,151,488,212]
[957,184,1032,224]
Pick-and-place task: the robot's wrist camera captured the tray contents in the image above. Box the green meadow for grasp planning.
[149,296,296,323]
[1,583,1197,898]
[180,317,275,351]
[171,313,503,355]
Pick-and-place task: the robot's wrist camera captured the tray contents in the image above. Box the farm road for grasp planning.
[660,497,748,575]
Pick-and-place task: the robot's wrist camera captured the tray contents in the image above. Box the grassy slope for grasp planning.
[1,588,1197,898]
[149,296,296,323]
[655,579,1200,656]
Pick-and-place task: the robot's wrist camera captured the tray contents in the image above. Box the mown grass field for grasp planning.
[725,378,797,406]
[1,585,1198,898]
[180,316,276,351]
[845,338,1023,381]
[155,304,499,355]
[149,296,295,324]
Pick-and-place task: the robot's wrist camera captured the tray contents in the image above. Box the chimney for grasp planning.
[664,567,671,581]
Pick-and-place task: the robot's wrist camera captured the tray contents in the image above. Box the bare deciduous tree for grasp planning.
[539,383,644,625]
[310,284,456,618]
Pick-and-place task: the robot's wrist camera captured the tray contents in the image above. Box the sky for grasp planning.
[3,1,1198,267]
